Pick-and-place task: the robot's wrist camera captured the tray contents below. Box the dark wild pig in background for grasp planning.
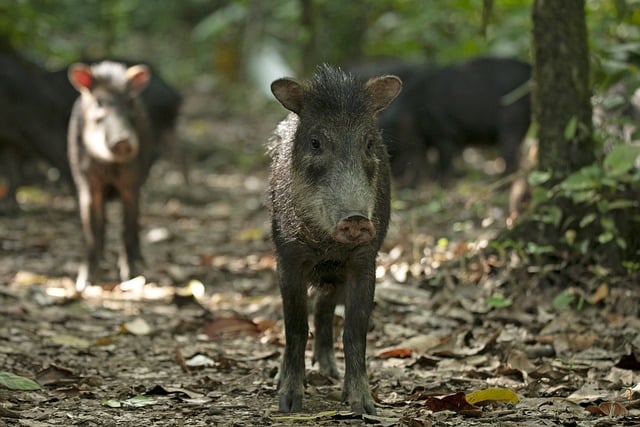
[67,61,154,292]
[0,53,71,211]
[379,57,531,187]
[268,64,402,414]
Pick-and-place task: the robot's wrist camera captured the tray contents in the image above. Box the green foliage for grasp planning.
[486,293,513,308]
[586,0,640,88]
[512,129,640,274]
[1,0,638,86]
[564,116,578,140]
[552,291,576,310]
[552,291,586,311]
[192,2,248,42]
[603,144,640,176]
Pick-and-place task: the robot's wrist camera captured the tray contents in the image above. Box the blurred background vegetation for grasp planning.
[1,0,638,95]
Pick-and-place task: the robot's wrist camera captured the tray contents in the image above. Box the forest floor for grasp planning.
[1,86,639,427]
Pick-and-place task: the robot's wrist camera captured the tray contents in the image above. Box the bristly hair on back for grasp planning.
[304,63,372,116]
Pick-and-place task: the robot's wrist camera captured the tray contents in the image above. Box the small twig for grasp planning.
[175,347,190,373]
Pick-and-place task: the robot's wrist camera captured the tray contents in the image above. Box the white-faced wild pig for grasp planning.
[268,64,402,415]
[67,61,154,292]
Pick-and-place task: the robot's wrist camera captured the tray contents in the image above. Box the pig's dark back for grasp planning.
[410,57,531,141]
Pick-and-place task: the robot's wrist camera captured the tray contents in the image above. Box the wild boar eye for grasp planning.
[310,137,322,153]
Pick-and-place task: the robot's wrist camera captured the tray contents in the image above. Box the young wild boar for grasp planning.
[67,61,153,292]
[268,64,401,415]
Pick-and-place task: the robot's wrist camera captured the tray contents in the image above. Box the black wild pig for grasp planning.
[380,57,531,187]
[268,64,402,414]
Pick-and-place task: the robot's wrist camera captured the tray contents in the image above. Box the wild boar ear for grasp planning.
[366,75,402,113]
[271,78,304,115]
[126,64,151,96]
[68,63,94,92]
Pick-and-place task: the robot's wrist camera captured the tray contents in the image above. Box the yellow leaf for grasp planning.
[589,283,609,304]
[236,227,264,242]
[466,388,519,405]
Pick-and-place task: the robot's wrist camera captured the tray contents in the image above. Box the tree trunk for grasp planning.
[300,0,316,75]
[532,0,594,179]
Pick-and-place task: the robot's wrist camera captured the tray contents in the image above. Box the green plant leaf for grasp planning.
[528,170,552,186]
[569,189,598,204]
[553,291,574,309]
[604,144,640,177]
[486,294,513,308]
[534,205,562,226]
[0,372,41,391]
[608,199,637,210]
[579,213,597,228]
[560,165,602,191]
[598,231,614,244]
[623,261,640,272]
[530,187,550,207]
[600,216,616,231]
[564,116,578,140]
[526,242,555,255]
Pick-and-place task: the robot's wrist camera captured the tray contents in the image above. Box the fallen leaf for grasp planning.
[94,336,118,346]
[378,348,413,359]
[102,395,157,408]
[14,271,49,286]
[235,227,264,241]
[486,294,513,308]
[185,354,216,368]
[175,279,205,299]
[424,391,480,414]
[552,290,575,309]
[0,372,41,391]
[201,316,260,339]
[146,384,204,399]
[397,334,445,354]
[615,350,640,370]
[50,334,91,348]
[52,385,92,398]
[399,415,432,427]
[146,227,172,243]
[465,387,519,405]
[589,283,609,304]
[507,349,536,382]
[585,401,629,417]
[122,317,152,336]
[35,365,76,386]
[118,275,146,292]
[272,410,338,422]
